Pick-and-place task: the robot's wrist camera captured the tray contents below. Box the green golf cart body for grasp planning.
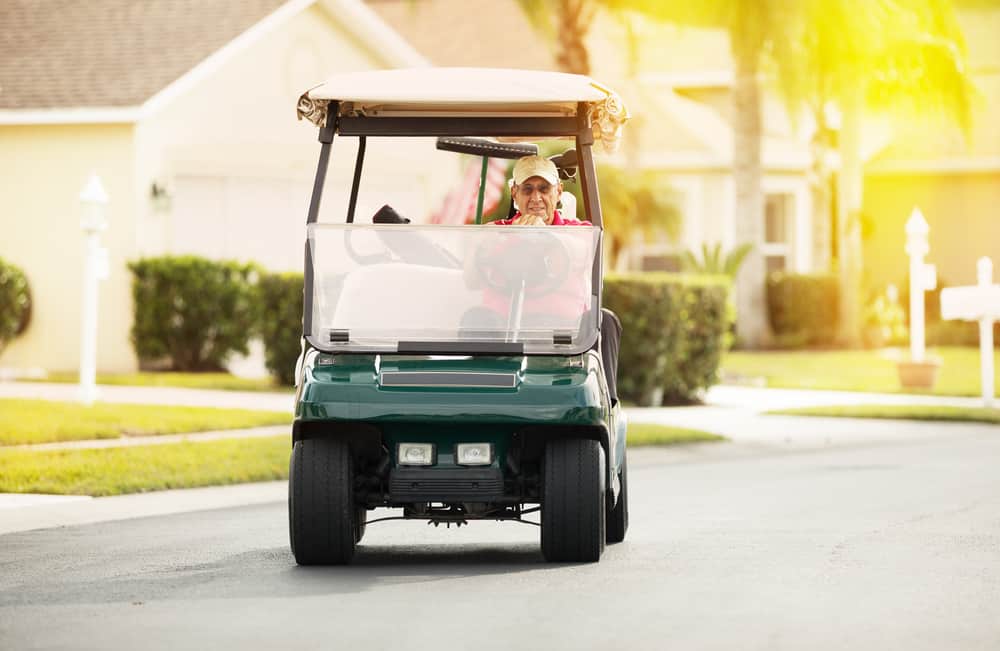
[289,68,629,564]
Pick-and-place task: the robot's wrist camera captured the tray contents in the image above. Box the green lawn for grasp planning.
[0,436,290,496]
[30,371,288,392]
[628,423,726,446]
[770,404,1000,424]
[0,399,290,446]
[722,346,999,397]
[0,422,724,497]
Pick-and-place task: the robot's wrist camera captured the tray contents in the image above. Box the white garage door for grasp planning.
[170,175,311,272]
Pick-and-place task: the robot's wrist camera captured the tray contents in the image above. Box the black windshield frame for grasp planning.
[302,103,605,356]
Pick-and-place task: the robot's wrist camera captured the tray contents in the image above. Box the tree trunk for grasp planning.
[809,111,834,271]
[556,0,594,75]
[731,27,769,348]
[837,85,864,347]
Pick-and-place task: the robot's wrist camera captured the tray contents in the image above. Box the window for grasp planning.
[762,193,793,273]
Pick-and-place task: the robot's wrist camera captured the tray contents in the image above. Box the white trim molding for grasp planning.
[0,107,140,125]
[866,157,1000,175]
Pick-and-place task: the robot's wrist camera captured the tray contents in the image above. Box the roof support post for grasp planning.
[346,136,367,223]
[304,103,339,338]
[575,103,604,323]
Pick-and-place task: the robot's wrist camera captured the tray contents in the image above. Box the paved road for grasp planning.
[2,421,999,650]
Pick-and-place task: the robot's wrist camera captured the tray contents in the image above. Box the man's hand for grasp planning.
[512,213,547,226]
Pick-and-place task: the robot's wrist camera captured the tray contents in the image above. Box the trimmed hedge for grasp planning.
[257,272,304,385]
[0,257,31,352]
[766,272,839,347]
[128,257,259,371]
[604,273,730,406]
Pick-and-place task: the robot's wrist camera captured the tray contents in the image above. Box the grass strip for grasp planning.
[0,399,290,446]
[769,404,1000,424]
[0,435,290,496]
[29,371,288,393]
[722,346,999,397]
[628,423,726,446]
[0,424,725,497]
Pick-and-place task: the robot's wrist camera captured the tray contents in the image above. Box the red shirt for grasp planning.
[491,210,592,226]
[483,210,593,317]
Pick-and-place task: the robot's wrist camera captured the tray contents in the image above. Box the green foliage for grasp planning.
[604,273,730,405]
[0,436,290,496]
[128,256,259,371]
[0,398,289,446]
[722,347,999,397]
[0,257,31,352]
[766,272,840,347]
[681,242,754,277]
[563,164,682,267]
[627,423,726,446]
[27,371,283,392]
[863,288,908,348]
[770,404,1000,425]
[257,272,304,386]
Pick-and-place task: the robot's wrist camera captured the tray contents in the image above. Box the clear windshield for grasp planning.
[307,223,601,354]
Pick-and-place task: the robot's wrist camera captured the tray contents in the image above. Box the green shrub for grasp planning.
[0,258,31,352]
[766,272,839,347]
[128,256,259,371]
[257,272,304,385]
[604,273,730,406]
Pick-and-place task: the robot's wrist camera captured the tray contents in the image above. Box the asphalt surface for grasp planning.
[3,420,999,650]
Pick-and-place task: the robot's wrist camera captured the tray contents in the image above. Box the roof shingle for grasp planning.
[0,0,287,109]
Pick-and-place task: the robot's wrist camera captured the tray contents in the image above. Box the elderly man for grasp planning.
[478,154,620,404]
[491,155,590,226]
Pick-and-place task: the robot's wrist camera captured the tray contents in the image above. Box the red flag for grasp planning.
[430,158,508,225]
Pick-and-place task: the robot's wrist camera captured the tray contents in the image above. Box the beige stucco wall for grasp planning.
[863,171,1000,291]
[136,4,457,272]
[0,123,138,373]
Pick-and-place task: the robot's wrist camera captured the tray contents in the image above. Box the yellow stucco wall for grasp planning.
[863,172,1000,291]
[0,123,138,373]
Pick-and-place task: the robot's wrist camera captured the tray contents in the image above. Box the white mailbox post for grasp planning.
[941,257,999,408]
[79,173,110,405]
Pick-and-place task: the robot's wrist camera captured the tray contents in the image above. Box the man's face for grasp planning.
[513,175,562,224]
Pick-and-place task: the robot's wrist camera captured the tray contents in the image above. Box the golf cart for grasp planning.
[290,68,629,564]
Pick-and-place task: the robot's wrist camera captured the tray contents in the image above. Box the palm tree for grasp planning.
[517,0,598,74]
[779,0,974,344]
[603,0,973,347]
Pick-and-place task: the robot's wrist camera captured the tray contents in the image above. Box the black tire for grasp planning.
[288,439,356,565]
[541,438,606,562]
[606,450,628,543]
[354,507,367,544]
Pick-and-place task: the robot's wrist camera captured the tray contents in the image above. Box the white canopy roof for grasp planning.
[299,67,616,117]
[296,68,630,151]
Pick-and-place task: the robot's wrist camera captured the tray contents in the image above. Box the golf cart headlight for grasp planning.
[455,443,493,466]
[398,443,435,466]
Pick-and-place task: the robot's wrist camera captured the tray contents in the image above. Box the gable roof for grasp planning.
[0,0,288,110]
[0,0,427,123]
[366,0,557,70]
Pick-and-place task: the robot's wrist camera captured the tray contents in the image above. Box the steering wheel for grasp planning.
[474,230,571,296]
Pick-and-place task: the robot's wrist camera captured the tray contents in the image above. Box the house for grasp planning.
[861,5,1000,292]
[0,0,456,374]
[374,0,999,317]
[370,0,816,278]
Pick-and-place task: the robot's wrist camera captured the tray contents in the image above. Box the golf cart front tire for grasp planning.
[541,438,606,562]
[606,450,628,543]
[289,439,356,565]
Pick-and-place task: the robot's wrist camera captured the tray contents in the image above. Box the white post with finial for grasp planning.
[904,208,931,363]
[79,173,109,405]
[977,257,994,408]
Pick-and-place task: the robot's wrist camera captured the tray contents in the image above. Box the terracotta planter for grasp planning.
[897,359,941,390]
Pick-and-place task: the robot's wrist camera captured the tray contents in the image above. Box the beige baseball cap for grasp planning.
[512,155,559,185]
